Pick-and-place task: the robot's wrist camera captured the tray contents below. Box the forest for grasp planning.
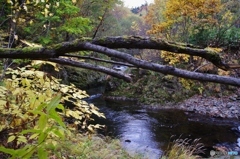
[0,0,240,158]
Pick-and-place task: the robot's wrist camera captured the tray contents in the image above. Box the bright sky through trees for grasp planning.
[123,0,154,8]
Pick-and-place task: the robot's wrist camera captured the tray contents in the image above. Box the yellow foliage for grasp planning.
[147,0,223,41]
[0,61,107,158]
[218,69,230,76]
[0,61,105,133]
[179,78,194,90]
[145,0,166,26]
[205,47,222,53]
[161,51,190,65]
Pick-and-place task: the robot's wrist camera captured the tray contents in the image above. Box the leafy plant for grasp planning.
[0,60,105,158]
[0,94,66,158]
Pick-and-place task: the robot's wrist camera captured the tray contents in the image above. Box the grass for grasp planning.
[161,138,205,159]
[45,134,142,159]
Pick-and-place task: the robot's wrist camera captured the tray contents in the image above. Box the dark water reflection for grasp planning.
[87,95,240,158]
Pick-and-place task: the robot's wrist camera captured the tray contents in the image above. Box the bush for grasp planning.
[0,61,108,158]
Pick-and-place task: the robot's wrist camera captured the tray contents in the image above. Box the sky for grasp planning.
[122,0,154,8]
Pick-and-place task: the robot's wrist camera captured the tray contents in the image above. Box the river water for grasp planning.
[86,93,240,158]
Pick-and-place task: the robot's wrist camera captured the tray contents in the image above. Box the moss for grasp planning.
[21,46,41,53]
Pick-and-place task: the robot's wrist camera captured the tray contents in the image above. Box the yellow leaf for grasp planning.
[93,124,104,129]
[14,35,18,40]
[60,87,68,93]
[7,0,13,4]
[87,125,94,133]
[13,119,23,126]
[23,5,28,12]
[35,71,44,78]
[29,20,33,25]
[51,140,58,146]
[0,100,6,105]
[21,70,34,77]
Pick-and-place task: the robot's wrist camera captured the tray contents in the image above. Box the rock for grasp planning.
[232,110,239,114]
[229,96,237,101]
[125,139,131,143]
[230,106,236,110]
[227,102,233,108]
[212,101,218,106]
[173,88,240,119]
[233,95,238,98]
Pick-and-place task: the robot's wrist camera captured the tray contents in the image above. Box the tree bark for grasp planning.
[48,58,132,82]
[81,43,240,87]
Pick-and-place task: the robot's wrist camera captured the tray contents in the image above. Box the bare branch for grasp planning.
[81,42,240,87]
[92,36,230,70]
[48,58,132,82]
[63,54,134,67]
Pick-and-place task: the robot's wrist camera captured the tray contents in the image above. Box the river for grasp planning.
[86,92,240,158]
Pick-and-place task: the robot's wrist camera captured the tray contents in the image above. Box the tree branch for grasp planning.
[81,42,240,87]
[63,54,134,67]
[48,58,132,82]
[0,36,231,70]
[92,36,230,70]
[0,36,239,86]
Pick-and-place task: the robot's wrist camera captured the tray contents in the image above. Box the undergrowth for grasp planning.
[162,138,205,159]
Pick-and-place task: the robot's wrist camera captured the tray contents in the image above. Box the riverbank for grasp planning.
[137,89,240,119]
[177,93,240,119]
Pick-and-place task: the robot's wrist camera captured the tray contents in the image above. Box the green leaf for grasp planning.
[46,94,61,113]
[38,113,47,130]
[36,103,48,111]
[12,145,33,158]
[7,135,16,143]
[21,129,41,135]
[56,103,65,112]
[38,132,48,143]
[29,133,39,140]
[0,146,16,155]
[49,110,65,127]
[52,128,65,138]
[38,147,48,159]
[19,147,35,159]
[30,110,46,116]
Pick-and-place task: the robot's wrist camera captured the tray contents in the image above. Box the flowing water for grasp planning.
[85,90,240,158]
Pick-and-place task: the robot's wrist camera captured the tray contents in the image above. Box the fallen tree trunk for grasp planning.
[0,36,239,86]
